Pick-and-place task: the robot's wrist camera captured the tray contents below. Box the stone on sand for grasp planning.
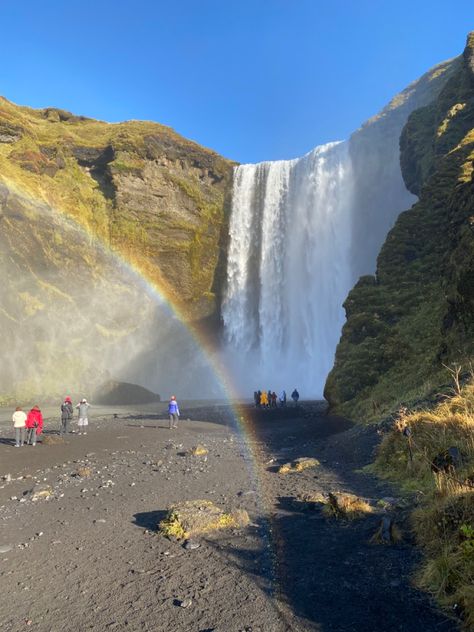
[293,491,327,509]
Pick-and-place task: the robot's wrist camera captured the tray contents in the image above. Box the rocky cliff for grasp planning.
[0,98,235,322]
[325,33,474,422]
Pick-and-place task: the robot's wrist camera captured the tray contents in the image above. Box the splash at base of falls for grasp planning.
[222,142,354,397]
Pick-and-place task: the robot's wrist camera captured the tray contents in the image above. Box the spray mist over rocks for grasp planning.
[0,182,224,403]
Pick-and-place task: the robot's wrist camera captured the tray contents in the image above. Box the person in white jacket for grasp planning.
[12,406,27,447]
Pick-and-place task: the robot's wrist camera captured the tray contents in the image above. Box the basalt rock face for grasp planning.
[325,33,474,422]
[0,98,235,323]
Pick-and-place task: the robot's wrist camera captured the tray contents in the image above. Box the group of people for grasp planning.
[11,397,91,447]
[253,388,300,408]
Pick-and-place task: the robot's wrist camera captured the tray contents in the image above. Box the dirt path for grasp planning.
[0,404,459,631]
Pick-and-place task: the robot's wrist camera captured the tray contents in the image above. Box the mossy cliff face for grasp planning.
[325,33,474,422]
[0,99,235,323]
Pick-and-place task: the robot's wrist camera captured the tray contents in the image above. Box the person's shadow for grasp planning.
[0,437,15,446]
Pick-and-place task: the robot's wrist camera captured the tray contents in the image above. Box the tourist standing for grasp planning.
[76,399,90,435]
[26,405,43,446]
[260,390,269,408]
[168,395,180,429]
[291,389,300,405]
[271,391,277,408]
[280,390,287,407]
[60,396,74,436]
[12,406,27,447]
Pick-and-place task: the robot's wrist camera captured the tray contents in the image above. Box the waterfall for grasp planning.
[220,58,458,398]
[222,141,354,397]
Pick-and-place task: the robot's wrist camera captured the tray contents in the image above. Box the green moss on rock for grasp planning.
[326,33,474,422]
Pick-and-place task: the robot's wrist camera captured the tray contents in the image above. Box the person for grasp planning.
[279,390,287,407]
[291,389,300,405]
[60,396,74,436]
[271,391,277,408]
[76,398,90,435]
[168,395,180,429]
[26,405,43,446]
[253,391,259,408]
[12,406,27,447]
[257,390,262,408]
[260,390,269,408]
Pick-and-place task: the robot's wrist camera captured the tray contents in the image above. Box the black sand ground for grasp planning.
[0,403,460,631]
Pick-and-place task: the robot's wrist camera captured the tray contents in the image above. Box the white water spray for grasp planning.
[223,142,355,396]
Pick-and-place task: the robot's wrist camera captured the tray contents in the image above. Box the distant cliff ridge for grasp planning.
[325,33,474,421]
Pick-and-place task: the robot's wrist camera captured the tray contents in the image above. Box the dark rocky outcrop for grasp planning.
[93,380,161,405]
[325,32,474,422]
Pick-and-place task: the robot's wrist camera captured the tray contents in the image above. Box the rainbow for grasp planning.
[1,175,280,584]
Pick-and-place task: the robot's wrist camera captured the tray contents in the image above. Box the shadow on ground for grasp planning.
[203,404,459,632]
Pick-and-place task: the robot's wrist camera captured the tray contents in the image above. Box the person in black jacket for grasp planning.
[60,396,74,436]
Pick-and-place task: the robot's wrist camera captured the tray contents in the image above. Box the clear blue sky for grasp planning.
[0,1,472,163]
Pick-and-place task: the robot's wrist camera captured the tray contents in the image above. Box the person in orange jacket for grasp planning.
[26,405,43,446]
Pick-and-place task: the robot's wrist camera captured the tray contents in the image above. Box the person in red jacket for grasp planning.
[26,405,43,446]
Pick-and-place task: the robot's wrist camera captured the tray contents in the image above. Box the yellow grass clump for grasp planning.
[75,466,92,478]
[158,500,250,540]
[375,375,474,627]
[322,492,373,520]
[188,445,208,457]
[42,435,65,446]
[278,457,320,474]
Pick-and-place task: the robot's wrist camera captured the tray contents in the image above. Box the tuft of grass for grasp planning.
[187,445,208,457]
[321,492,373,520]
[375,378,474,626]
[158,500,249,540]
[278,457,320,474]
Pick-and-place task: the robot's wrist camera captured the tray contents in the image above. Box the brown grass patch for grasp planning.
[322,492,373,520]
[159,500,249,540]
[278,457,320,474]
[375,376,474,626]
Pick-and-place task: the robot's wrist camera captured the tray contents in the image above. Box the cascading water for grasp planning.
[223,141,355,397]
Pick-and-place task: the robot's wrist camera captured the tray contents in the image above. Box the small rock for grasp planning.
[0,544,12,553]
[183,540,200,550]
[179,598,192,608]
